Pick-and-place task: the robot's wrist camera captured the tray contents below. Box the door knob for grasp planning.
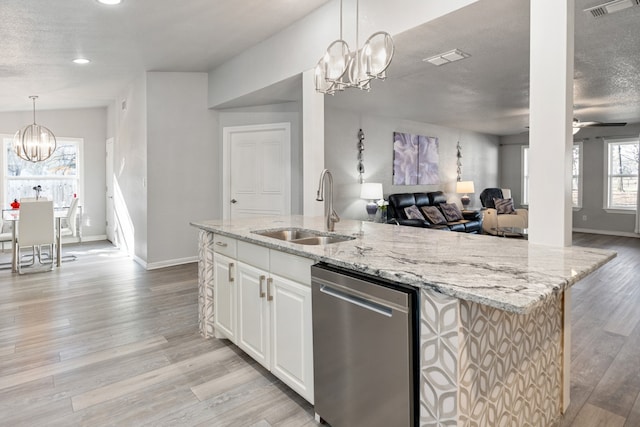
[231,199,238,204]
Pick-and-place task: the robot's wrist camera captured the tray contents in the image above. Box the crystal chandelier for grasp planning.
[314,0,395,95]
[13,96,57,163]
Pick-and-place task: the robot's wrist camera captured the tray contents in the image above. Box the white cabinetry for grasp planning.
[212,235,237,341]
[216,239,315,403]
[237,261,270,367]
[270,272,313,400]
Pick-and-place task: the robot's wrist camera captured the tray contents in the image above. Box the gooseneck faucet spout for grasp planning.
[316,169,340,232]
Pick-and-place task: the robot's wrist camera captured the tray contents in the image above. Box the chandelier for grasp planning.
[314,0,394,95]
[13,96,57,163]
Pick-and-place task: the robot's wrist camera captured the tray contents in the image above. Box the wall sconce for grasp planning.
[357,128,365,183]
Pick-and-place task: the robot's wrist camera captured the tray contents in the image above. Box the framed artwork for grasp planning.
[393,131,439,185]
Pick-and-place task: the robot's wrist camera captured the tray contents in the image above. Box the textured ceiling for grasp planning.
[0,0,329,112]
[325,0,640,135]
[1,0,638,136]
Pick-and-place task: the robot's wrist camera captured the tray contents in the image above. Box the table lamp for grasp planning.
[360,182,383,221]
[456,180,475,208]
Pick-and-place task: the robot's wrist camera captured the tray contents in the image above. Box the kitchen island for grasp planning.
[191,215,615,426]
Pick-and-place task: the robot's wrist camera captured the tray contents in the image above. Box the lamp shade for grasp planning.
[456,181,475,194]
[360,182,383,200]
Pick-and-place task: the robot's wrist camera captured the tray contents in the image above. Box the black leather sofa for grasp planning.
[387,191,482,233]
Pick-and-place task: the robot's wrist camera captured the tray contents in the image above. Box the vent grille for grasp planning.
[584,0,640,17]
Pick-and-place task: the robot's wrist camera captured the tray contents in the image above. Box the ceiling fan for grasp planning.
[525,118,627,134]
[572,118,627,129]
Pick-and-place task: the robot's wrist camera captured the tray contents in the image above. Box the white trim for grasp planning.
[603,208,635,215]
[2,135,84,208]
[521,145,529,205]
[603,137,639,211]
[146,256,198,270]
[222,123,291,220]
[572,228,640,238]
[573,141,583,209]
[522,143,583,208]
[132,254,147,269]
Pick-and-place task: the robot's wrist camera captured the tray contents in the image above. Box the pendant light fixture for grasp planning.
[314,0,394,95]
[13,96,57,163]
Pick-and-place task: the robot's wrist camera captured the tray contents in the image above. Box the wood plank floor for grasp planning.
[0,234,638,426]
[0,242,317,426]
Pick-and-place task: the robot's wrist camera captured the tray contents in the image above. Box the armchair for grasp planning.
[479,188,528,235]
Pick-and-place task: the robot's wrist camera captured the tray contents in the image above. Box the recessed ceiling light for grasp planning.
[73,58,91,64]
[97,0,122,5]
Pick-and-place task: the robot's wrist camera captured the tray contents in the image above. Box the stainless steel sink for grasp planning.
[252,227,355,245]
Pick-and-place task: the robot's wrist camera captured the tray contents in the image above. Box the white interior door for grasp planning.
[105,138,116,244]
[223,123,291,219]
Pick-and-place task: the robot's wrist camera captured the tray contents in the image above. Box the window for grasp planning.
[522,144,582,207]
[605,138,639,211]
[2,136,83,208]
[572,142,582,208]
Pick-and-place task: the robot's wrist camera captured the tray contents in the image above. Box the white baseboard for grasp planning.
[61,234,108,244]
[146,256,198,270]
[573,228,640,239]
[132,254,147,269]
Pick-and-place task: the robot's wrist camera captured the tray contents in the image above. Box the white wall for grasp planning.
[0,107,107,239]
[500,123,640,236]
[325,107,499,220]
[146,72,218,267]
[114,73,148,262]
[217,102,303,215]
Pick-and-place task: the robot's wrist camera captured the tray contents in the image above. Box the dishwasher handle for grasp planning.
[319,284,393,317]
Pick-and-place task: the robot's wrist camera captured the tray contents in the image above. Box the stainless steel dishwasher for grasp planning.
[311,263,418,427]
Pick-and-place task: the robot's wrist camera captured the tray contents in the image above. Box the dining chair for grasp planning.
[20,197,48,202]
[16,200,55,273]
[0,218,12,252]
[60,197,80,238]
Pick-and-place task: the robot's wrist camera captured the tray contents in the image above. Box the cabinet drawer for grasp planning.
[212,234,237,258]
[270,250,314,285]
[237,241,270,270]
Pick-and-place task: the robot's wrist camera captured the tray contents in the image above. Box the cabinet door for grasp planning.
[270,274,314,403]
[236,261,270,368]
[213,254,236,341]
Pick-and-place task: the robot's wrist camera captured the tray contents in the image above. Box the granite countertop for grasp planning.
[191,215,616,314]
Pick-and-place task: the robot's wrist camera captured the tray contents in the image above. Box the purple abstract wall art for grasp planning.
[393,131,440,185]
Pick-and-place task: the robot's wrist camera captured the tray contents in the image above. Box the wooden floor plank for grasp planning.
[71,346,235,411]
[570,403,626,427]
[0,335,167,391]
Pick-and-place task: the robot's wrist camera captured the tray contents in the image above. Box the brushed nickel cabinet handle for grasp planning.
[267,277,273,301]
[228,262,234,283]
[259,275,266,298]
[215,241,228,247]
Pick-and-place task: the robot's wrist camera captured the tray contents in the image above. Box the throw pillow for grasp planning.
[439,203,463,222]
[420,206,447,225]
[494,197,516,214]
[404,205,425,220]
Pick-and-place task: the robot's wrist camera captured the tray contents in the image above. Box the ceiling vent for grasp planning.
[584,0,640,17]
[423,49,471,66]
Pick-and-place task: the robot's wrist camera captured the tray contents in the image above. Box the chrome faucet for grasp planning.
[316,169,340,232]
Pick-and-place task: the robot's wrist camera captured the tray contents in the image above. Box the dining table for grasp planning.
[2,207,70,273]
